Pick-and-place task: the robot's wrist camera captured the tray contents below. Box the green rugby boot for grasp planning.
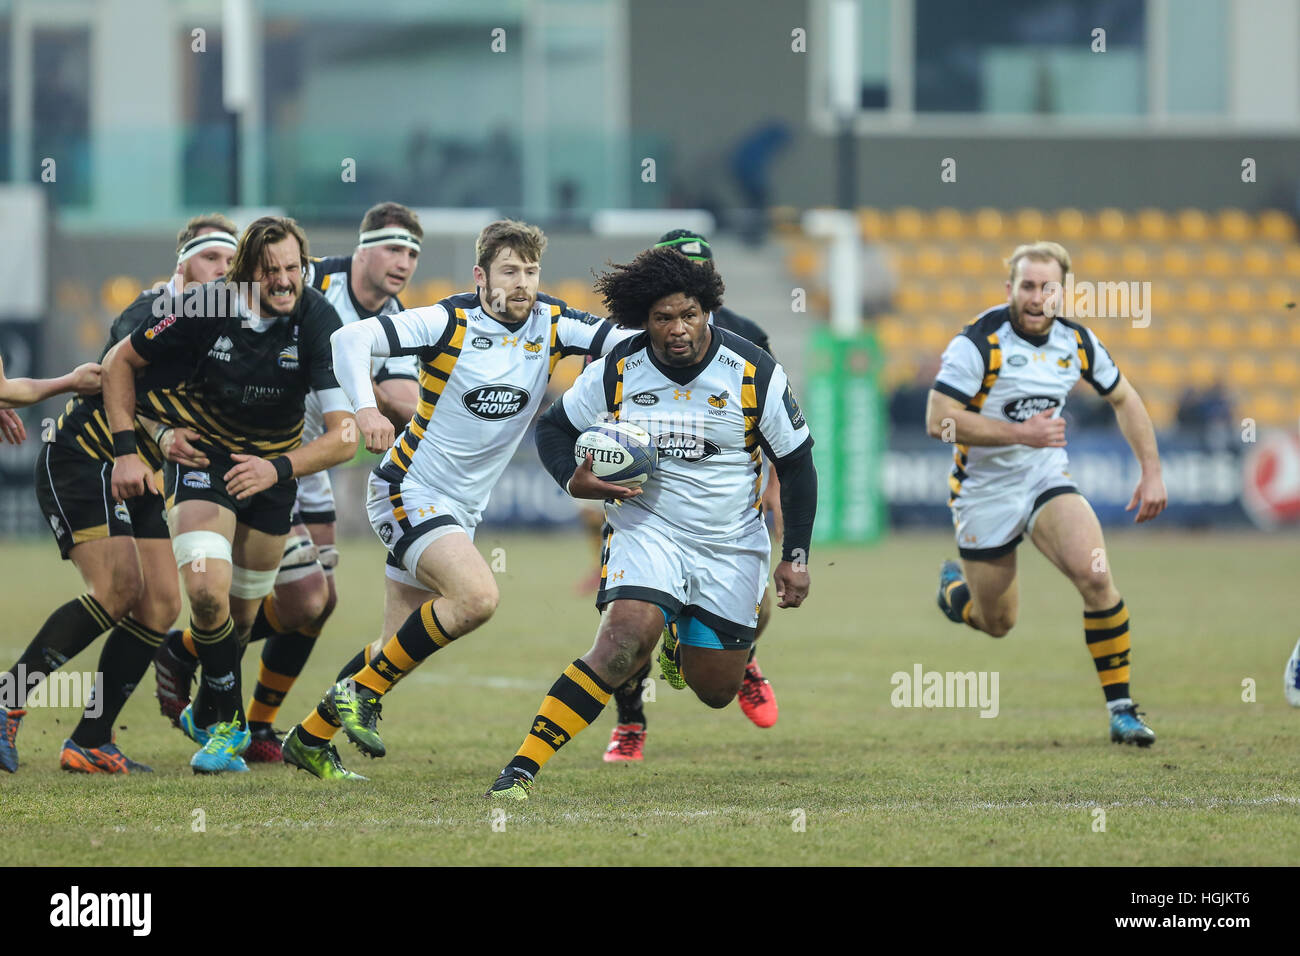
[485,768,533,801]
[325,680,386,758]
[281,726,367,780]
[658,624,686,691]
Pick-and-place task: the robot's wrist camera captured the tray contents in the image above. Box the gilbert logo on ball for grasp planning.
[1241,430,1300,529]
[575,421,658,486]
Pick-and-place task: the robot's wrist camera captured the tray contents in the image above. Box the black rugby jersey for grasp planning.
[52,292,185,469]
[712,306,772,358]
[129,284,342,456]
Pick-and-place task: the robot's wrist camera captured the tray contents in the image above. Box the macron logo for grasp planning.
[50,886,151,936]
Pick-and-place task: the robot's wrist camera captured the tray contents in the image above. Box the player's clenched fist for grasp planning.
[774,560,809,608]
[356,406,395,454]
[69,363,103,395]
[111,454,158,499]
[1018,407,1066,448]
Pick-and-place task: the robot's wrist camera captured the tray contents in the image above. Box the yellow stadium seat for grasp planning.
[956,247,987,278]
[409,278,455,307]
[1096,208,1128,240]
[1119,245,1149,275]
[1228,354,1259,385]
[1136,208,1170,241]
[858,208,887,240]
[974,208,1006,240]
[1053,208,1088,240]
[1182,282,1217,313]
[1175,208,1211,241]
[1142,395,1174,428]
[1246,318,1279,348]
[877,315,909,350]
[938,282,968,313]
[1216,208,1253,241]
[1224,282,1257,312]
[1199,246,1235,278]
[1263,283,1296,310]
[1241,246,1275,277]
[895,282,928,313]
[1257,209,1297,242]
[1146,356,1181,387]
[892,207,926,240]
[919,319,952,350]
[1269,354,1300,387]
[913,245,947,278]
[1186,354,1218,388]
[1147,282,1174,314]
[979,281,1007,306]
[1014,208,1045,237]
[1205,319,1234,348]
[1165,317,1198,350]
[101,276,144,313]
[1246,391,1287,426]
[1076,248,1112,278]
[934,208,966,240]
[1282,248,1300,276]
[785,245,821,280]
[1160,247,1193,277]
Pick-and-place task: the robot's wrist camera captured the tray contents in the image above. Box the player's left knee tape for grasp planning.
[275,533,320,584]
[317,544,339,576]
[230,565,279,600]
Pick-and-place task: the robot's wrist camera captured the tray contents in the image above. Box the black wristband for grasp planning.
[112,430,137,456]
[272,456,294,481]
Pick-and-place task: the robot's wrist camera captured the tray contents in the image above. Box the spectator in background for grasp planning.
[729,121,792,245]
[1176,380,1234,449]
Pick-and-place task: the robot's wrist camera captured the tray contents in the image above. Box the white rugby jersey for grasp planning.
[561,327,812,541]
[302,256,416,442]
[933,305,1121,499]
[344,291,634,520]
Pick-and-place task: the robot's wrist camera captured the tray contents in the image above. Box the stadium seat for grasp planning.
[1181,282,1217,313]
[876,315,909,350]
[919,318,953,350]
[973,208,1005,240]
[1256,209,1297,242]
[858,208,887,240]
[1164,317,1197,350]
[1160,247,1193,277]
[1241,246,1275,277]
[785,244,821,280]
[1142,394,1174,427]
[934,208,966,240]
[956,247,987,278]
[1247,391,1287,426]
[1289,317,1300,347]
[1096,208,1128,240]
[1119,245,1149,275]
[895,282,928,313]
[1246,318,1279,349]
[1135,208,1170,241]
[1147,282,1174,314]
[913,245,947,278]
[1199,246,1235,278]
[936,279,970,314]
[1263,283,1296,310]
[1186,355,1218,388]
[1224,282,1257,312]
[1053,208,1088,239]
[411,278,456,306]
[1282,247,1300,276]
[1014,208,1045,237]
[1269,354,1300,387]
[1146,356,1181,387]
[1228,354,1259,385]
[101,276,144,313]
[893,207,926,240]
[1175,208,1212,240]
[1205,319,1235,349]
[1076,248,1112,277]
[1216,208,1253,241]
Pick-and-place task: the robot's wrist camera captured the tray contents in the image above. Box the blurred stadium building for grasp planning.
[1,0,1298,538]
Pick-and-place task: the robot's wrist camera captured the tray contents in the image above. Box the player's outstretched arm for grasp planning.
[926,389,1065,448]
[1104,375,1167,523]
[102,338,157,499]
[0,351,101,410]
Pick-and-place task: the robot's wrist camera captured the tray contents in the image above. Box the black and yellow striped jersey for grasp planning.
[128,284,342,456]
[51,292,182,469]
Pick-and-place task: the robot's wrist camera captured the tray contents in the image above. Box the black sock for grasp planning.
[613,660,651,725]
[4,595,113,706]
[190,617,242,727]
[246,601,278,645]
[335,646,369,684]
[72,617,164,747]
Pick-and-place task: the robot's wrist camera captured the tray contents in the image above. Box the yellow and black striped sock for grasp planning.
[247,609,319,729]
[944,578,976,626]
[352,600,454,697]
[506,660,613,778]
[297,643,372,746]
[334,643,372,684]
[1084,599,1131,703]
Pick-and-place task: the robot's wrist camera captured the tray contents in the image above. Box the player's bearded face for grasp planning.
[479,247,540,323]
[647,293,711,367]
[254,237,305,317]
[360,243,419,298]
[1007,259,1063,337]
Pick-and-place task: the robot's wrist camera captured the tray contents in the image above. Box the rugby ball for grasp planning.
[574,421,658,487]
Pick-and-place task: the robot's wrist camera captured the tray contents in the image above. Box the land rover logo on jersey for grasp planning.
[462,384,530,420]
[655,431,721,462]
[1007,354,1028,367]
[1002,396,1061,422]
[631,391,659,406]
[208,335,234,362]
[277,344,299,369]
[471,336,492,350]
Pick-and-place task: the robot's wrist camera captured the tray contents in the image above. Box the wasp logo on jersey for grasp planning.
[631,391,659,406]
[1002,396,1061,422]
[277,345,299,370]
[471,336,492,350]
[523,336,543,355]
[462,384,530,420]
[655,431,721,462]
[1057,356,1072,369]
[708,391,729,409]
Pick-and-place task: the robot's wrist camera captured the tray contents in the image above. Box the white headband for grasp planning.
[177,231,238,265]
[358,227,421,252]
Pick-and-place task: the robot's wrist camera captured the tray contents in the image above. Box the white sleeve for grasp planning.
[377,304,451,355]
[330,320,388,412]
[757,364,812,460]
[933,335,984,402]
[559,358,610,431]
[314,387,352,416]
[1084,328,1121,395]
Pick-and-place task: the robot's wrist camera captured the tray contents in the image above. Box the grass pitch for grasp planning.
[0,529,1296,866]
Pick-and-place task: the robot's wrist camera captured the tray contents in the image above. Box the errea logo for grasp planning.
[207,335,234,362]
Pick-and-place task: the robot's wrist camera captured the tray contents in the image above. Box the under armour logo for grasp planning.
[502,335,519,347]
[609,570,625,582]
[533,719,566,746]
[673,389,691,401]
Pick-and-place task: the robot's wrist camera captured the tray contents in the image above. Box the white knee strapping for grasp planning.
[317,544,339,574]
[172,530,233,570]
[230,565,279,600]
